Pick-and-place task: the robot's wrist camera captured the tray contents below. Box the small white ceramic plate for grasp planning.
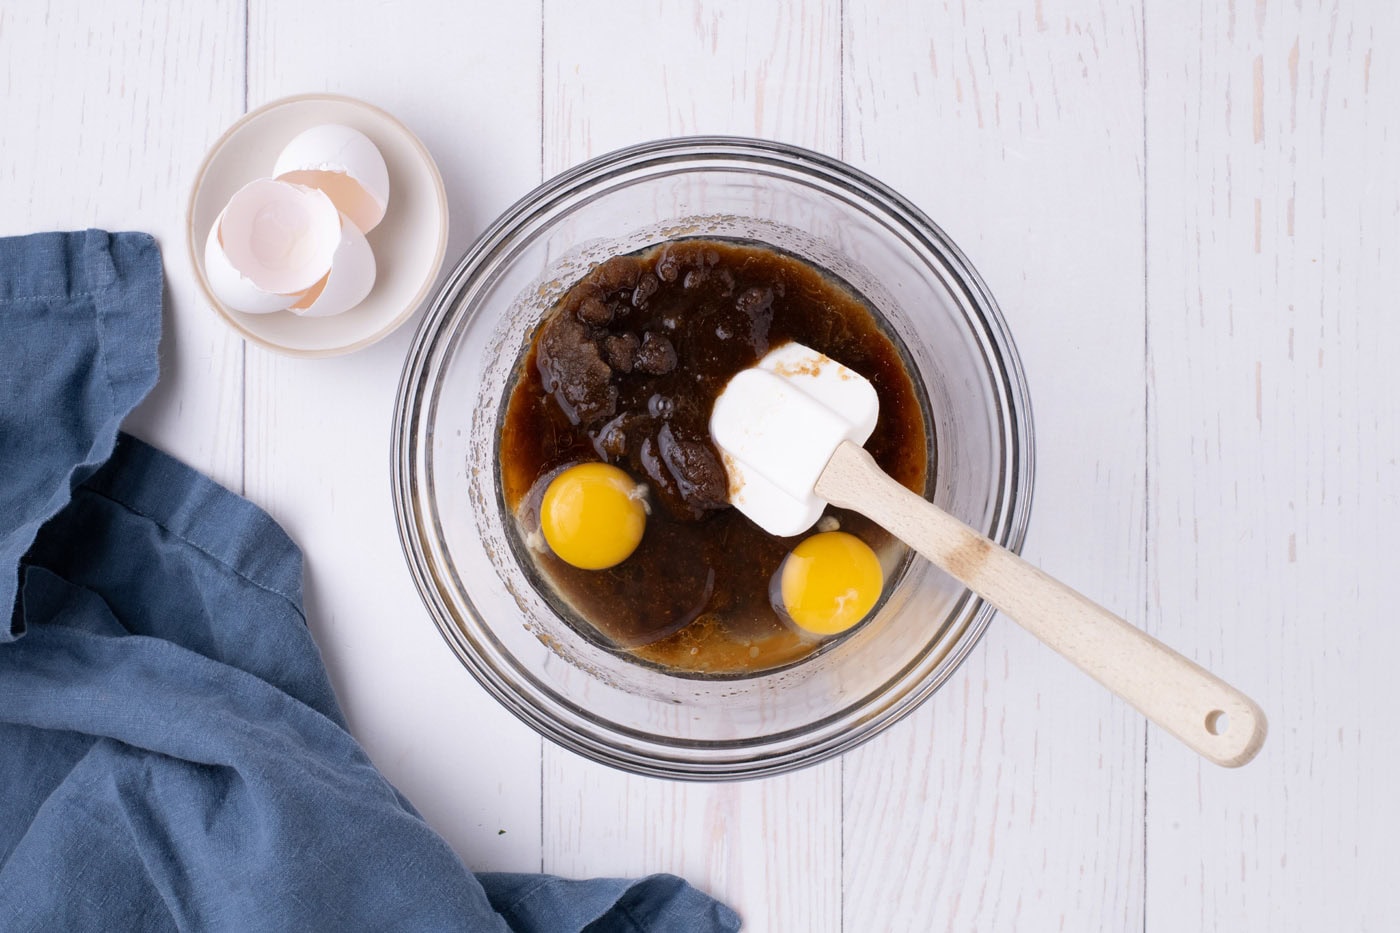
[187,94,448,357]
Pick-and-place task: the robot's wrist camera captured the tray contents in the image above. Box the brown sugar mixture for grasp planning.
[499,239,928,675]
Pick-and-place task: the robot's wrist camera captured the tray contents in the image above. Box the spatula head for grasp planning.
[709,343,879,536]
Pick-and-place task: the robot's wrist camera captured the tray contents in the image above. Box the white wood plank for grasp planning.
[0,0,246,489]
[841,2,1149,929]
[1144,2,1400,929]
[539,3,844,931]
[543,0,841,157]
[543,757,842,928]
[240,0,546,872]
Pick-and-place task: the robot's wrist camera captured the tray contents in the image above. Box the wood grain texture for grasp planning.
[1144,1,1400,929]
[841,1,1149,929]
[540,3,844,930]
[0,0,246,490]
[543,0,841,161]
[240,0,546,872]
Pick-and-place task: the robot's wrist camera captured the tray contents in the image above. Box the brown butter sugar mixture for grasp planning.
[499,239,927,674]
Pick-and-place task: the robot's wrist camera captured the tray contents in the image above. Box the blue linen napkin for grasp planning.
[0,230,740,933]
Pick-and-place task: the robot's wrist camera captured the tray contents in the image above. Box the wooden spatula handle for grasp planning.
[816,442,1267,768]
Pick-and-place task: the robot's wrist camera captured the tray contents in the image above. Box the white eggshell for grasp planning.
[216,178,342,295]
[288,214,377,318]
[273,124,390,233]
[204,215,299,314]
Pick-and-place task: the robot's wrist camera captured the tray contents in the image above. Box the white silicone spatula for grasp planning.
[711,342,1267,768]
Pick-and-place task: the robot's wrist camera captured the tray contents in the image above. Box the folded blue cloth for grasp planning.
[0,230,740,933]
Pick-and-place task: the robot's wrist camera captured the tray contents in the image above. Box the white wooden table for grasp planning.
[4,2,1396,929]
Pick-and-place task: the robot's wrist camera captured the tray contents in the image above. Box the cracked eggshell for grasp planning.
[273,124,390,234]
[205,177,344,316]
[288,214,377,317]
[203,177,344,312]
[204,220,299,314]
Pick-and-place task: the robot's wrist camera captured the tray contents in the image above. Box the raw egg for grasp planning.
[540,463,647,570]
[777,531,883,635]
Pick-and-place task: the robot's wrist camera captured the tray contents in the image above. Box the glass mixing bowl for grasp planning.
[392,137,1033,779]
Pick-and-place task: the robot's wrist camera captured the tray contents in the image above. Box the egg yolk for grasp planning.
[540,463,647,570]
[778,531,884,635]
